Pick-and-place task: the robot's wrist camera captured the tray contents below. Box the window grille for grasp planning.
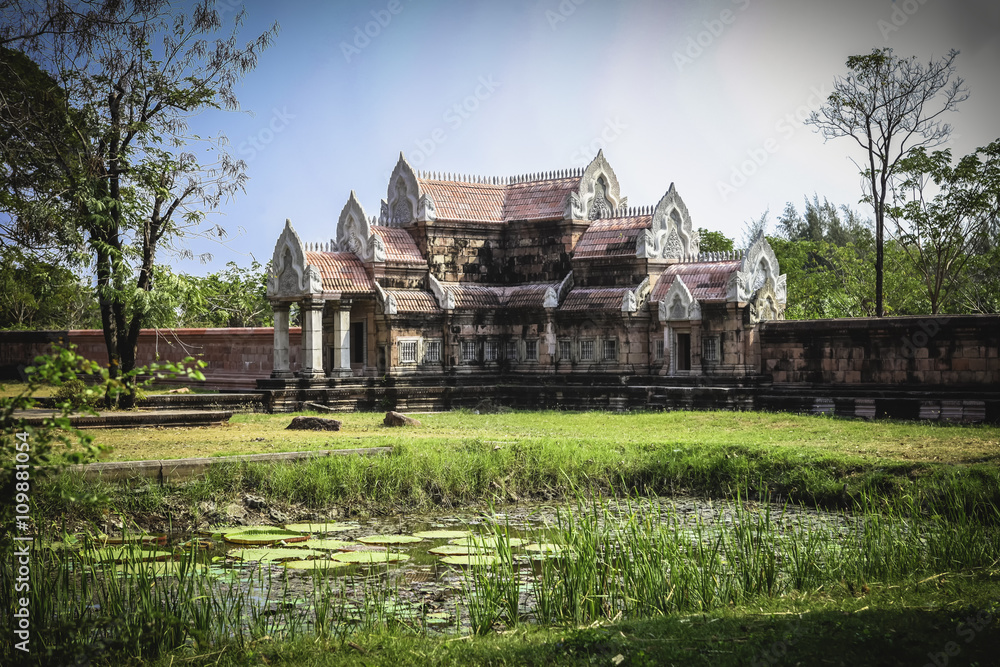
[558,340,572,361]
[580,340,595,361]
[424,340,441,363]
[655,339,665,360]
[461,340,477,363]
[703,336,719,363]
[484,340,499,362]
[603,339,618,361]
[525,339,538,361]
[398,340,417,364]
[505,340,519,361]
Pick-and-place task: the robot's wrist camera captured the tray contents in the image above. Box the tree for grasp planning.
[0,1,277,403]
[697,227,734,253]
[806,48,968,317]
[887,141,1000,313]
[0,245,99,329]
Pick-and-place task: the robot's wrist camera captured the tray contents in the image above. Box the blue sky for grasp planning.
[175,0,1000,274]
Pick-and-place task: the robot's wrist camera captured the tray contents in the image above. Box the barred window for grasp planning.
[655,339,665,360]
[558,339,572,361]
[603,339,618,361]
[525,339,538,361]
[398,340,417,364]
[424,340,441,363]
[484,340,499,362]
[461,340,477,362]
[580,340,595,361]
[703,336,719,363]
[505,340,518,361]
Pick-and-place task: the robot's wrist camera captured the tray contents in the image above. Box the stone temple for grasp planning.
[263,151,787,384]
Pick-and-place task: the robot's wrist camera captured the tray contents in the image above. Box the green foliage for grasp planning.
[697,227,734,252]
[0,245,99,329]
[52,377,101,411]
[148,261,272,328]
[888,140,1000,313]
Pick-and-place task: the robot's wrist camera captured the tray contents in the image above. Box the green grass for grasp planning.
[30,410,1000,527]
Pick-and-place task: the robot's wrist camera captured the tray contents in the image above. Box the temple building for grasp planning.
[263,151,786,384]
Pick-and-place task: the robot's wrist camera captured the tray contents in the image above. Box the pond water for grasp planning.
[63,495,854,635]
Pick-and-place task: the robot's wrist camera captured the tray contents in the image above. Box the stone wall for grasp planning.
[759,315,1000,386]
[0,328,301,390]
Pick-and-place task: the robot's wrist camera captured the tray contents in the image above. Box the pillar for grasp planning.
[298,298,325,379]
[270,302,293,379]
[331,300,352,377]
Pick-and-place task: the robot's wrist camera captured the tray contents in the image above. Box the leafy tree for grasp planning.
[146,260,272,328]
[697,227,734,253]
[0,1,277,403]
[806,48,967,317]
[0,244,99,329]
[887,141,1000,313]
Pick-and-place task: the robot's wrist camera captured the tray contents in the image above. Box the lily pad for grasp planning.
[440,554,500,567]
[523,543,565,554]
[428,544,490,556]
[230,548,326,562]
[357,534,423,546]
[223,528,310,546]
[411,529,472,540]
[331,551,410,564]
[425,611,452,625]
[284,522,356,534]
[283,559,352,572]
[448,536,525,549]
[199,525,247,537]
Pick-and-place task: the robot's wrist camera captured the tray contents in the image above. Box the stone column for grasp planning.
[270,302,293,379]
[661,326,671,376]
[331,300,352,377]
[298,298,325,379]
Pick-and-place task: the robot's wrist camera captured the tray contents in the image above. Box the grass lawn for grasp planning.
[90,409,1000,464]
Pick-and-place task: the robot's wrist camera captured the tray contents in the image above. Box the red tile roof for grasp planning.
[306,251,374,294]
[650,260,741,303]
[372,226,425,265]
[385,289,440,314]
[573,216,651,259]
[502,177,581,221]
[559,287,628,312]
[415,175,581,224]
[443,282,559,310]
[417,179,506,222]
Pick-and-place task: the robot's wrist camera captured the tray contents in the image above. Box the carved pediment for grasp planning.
[648,184,698,260]
[746,275,785,324]
[267,219,322,297]
[565,150,623,221]
[334,191,386,263]
[386,152,420,226]
[657,276,701,321]
[622,276,651,313]
[374,281,397,315]
[735,231,785,304]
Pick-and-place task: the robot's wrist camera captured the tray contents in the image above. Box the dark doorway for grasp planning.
[351,322,365,365]
[676,333,691,371]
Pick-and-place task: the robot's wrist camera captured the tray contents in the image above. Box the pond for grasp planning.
[47,494,861,638]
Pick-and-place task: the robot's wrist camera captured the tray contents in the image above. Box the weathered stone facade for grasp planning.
[262,152,787,383]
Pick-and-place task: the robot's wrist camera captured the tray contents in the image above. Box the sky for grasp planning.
[170,0,1000,274]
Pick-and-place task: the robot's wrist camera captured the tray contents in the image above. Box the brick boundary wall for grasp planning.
[0,328,301,390]
[758,314,1000,387]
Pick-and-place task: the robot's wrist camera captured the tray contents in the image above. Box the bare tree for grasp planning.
[806,48,967,317]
